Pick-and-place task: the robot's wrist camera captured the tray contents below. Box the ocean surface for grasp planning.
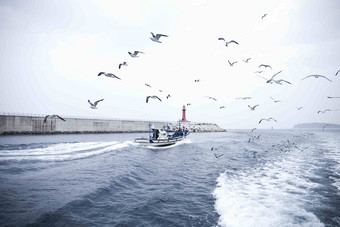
[0,130,339,226]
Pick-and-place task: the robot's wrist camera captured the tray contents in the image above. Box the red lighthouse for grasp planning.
[181,105,187,122]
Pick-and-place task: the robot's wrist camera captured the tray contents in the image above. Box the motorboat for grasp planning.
[135,124,189,147]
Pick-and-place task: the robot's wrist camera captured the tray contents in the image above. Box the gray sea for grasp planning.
[0,130,339,226]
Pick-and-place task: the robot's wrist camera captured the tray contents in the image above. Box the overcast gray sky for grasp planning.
[1,0,340,129]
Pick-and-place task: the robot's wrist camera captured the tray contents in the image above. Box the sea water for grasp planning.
[0,130,339,226]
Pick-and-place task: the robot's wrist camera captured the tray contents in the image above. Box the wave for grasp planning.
[213,159,324,226]
[0,141,131,162]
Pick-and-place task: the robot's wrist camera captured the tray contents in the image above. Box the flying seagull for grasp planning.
[206,96,217,101]
[259,117,277,124]
[254,135,261,139]
[243,58,251,63]
[294,146,308,152]
[327,96,340,99]
[150,32,168,43]
[228,60,238,67]
[270,97,282,103]
[218,38,239,47]
[195,79,200,82]
[187,103,191,106]
[236,97,251,100]
[145,83,152,88]
[88,99,104,109]
[248,104,259,111]
[254,71,264,74]
[44,115,66,123]
[214,153,223,158]
[259,70,283,83]
[297,107,303,110]
[301,74,332,82]
[220,106,226,109]
[146,96,162,103]
[119,62,127,69]
[317,109,331,114]
[271,79,292,85]
[98,72,121,80]
[262,14,268,19]
[128,51,144,58]
[335,70,340,76]
[211,147,218,151]
[166,94,171,99]
[322,124,329,131]
[251,128,256,132]
[258,64,272,69]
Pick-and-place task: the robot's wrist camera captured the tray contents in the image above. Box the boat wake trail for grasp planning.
[0,141,130,162]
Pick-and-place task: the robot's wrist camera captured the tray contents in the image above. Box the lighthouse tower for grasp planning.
[181,105,187,122]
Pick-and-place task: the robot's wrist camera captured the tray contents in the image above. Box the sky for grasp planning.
[0,0,340,129]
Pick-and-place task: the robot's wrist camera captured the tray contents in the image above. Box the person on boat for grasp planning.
[185,128,189,135]
[152,129,160,139]
[172,128,180,138]
[155,129,160,139]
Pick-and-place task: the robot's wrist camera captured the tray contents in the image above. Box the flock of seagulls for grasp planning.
[45,11,338,134]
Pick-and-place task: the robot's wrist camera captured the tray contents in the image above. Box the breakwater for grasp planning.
[0,114,225,135]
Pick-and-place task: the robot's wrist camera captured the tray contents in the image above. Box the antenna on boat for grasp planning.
[148,122,151,138]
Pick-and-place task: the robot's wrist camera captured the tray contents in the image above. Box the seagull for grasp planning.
[270,97,281,103]
[187,103,191,106]
[322,124,329,131]
[88,99,104,109]
[118,62,127,69]
[251,128,256,132]
[335,70,340,76]
[98,72,121,80]
[145,83,152,88]
[195,79,200,82]
[218,38,239,47]
[214,153,223,158]
[248,104,259,111]
[220,106,226,109]
[44,115,66,123]
[317,109,331,114]
[301,74,332,82]
[264,70,283,83]
[294,146,308,152]
[159,90,163,92]
[128,51,144,58]
[166,94,171,99]
[150,32,168,43]
[327,96,340,99]
[254,135,261,139]
[254,71,264,74]
[258,64,272,69]
[211,147,218,151]
[297,107,303,110]
[206,96,217,101]
[228,60,238,67]
[236,97,251,100]
[259,117,277,124]
[243,58,251,63]
[146,96,162,103]
[262,14,268,19]
[272,79,292,85]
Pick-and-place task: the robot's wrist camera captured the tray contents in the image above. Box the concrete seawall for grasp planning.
[0,114,225,135]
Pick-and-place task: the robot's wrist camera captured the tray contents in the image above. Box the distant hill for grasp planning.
[293,123,340,129]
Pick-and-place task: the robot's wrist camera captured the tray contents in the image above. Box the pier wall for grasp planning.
[0,115,168,134]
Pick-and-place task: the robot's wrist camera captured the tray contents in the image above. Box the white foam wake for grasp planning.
[0,141,130,161]
[213,159,324,227]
